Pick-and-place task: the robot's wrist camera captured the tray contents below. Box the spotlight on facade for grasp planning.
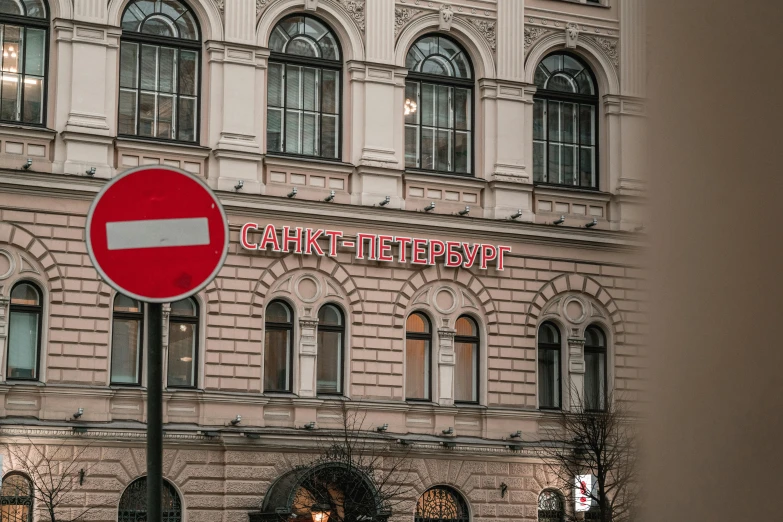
[22,158,32,169]
[234,180,244,191]
[73,407,84,419]
[510,430,522,439]
[509,209,523,220]
[244,432,261,440]
[324,190,335,202]
[397,438,411,446]
[442,427,454,435]
[553,215,565,225]
[379,196,390,206]
[457,206,470,216]
[230,415,242,426]
[424,201,435,212]
[287,187,298,198]
[86,167,96,176]
[304,421,316,430]
[508,443,523,451]
[311,504,331,522]
[585,218,598,228]
[72,427,87,434]
[441,441,457,449]
[202,431,221,438]
[376,424,389,432]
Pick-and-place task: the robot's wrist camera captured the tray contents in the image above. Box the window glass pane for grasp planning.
[575,70,595,95]
[405,338,429,400]
[24,28,45,77]
[266,301,291,323]
[548,143,561,184]
[585,351,606,410]
[533,99,546,140]
[548,101,561,142]
[454,131,470,174]
[264,329,290,391]
[268,26,289,53]
[436,85,450,128]
[114,295,141,313]
[1,26,22,75]
[11,283,39,305]
[420,83,435,127]
[562,144,576,185]
[141,17,176,38]
[171,298,197,317]
[177,96,196,142]
[563,55,583,76]
[168,321,195,387]
[287,36,318,58]
[285,109,301,154]
[580,104,595,145]
[317,330,341,394]
[456,316,476,337]
[406,313,429,333]
[156,94,173,139]
[0,0,23,15]
[421,127,434,170]
[533,141,546,183]
[267,107,283,152]
[111,318,141,384]
[0,72,20,121]
[539,347,560,408]
[302,67,318,112]
[422,56,452,76]
[158,47,176,94]
[173,8,199,41]
[580,147,595,188]
[301,112,318,155]
[178,50,197,96]
[435,129,450,172]
[8,311,38,379]
[22,76,42,124]
[405,124,419,169]
[318,32,339,61]
[138,92,156,136]
[454,342,477,402]
[318,305,342,326]
[267,62,283,107]
[453,53,471,78]
[321,69,338,114]
[286,65,301,109]
[140,45,158,91]
[454,88,470,131]
[404,81,419,124]
[534,65,549,88]
[562,102,576,144]
[321,113,337,159]
[120,42,139,88]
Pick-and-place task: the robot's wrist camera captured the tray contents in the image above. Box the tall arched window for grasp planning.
[264,300,293,392]
[118,477,182,522]
[405,35,473,175]
[317,303,344,395]
[7,281,42,381]
[405,312,431,401]
[584,325,607,411]
[267,14,342,159]
[119,0,201,142]
[0,0,47,125]
[167,297,198,388]
[538,490,564,522]
[454,316,479,403]
[533,52,598,188]
[538,322,562,409]
[1,472,34,522]
[415,486,470,522]
[111,294,144,385]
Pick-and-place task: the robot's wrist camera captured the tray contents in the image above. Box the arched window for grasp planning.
[415,486,470,522]
[111,294,144,385]
[7,281,42,381]
[454,316,479,403]
[538,321,562,409]
[264,300,293,392]
[538,490,564,522]
[267,14,342,159]
[119,0,201,142]
[118,477,182,522]
[167,297,198,388]
[316,303,344,395]
[0,0,47,125]
[584,325,607,411]
[533,52,598,188]
[1,472,34,522]
[405,312,431,401]
[405,35,473,175]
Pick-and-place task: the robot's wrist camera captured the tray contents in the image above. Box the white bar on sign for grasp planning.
[106,217,210,250]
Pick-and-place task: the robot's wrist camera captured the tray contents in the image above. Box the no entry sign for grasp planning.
[86,166,228,303]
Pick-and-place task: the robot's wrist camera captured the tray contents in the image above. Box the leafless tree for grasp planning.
[1,435,104,522]
[540,389,642,522]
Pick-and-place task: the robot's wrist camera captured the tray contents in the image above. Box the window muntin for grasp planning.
[1,472,33,522]
[538,490,565,522]
[584,325,607,411]
[111,294,144,385]
[405,312,431,401]
[118,477,182,522]
[533,53,598,188]
[267,15,341,160]
[454,315,479,403]
[119,0,200,143]
[316,304,344,395]
[7,282,42,381]
[405,35,473,176]
[0,1,48,125]
[167,297,198,388]
[415,486,470,522]
[538,321,562,409]
[264,300,293,392]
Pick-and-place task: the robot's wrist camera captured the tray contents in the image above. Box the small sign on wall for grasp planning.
[575,474,593,512]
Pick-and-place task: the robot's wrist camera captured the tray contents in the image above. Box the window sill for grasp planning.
[264,152,353,170]
[546,0,610,8]
[404,168,480,181]
[3,379,44,386]
[454,401,485,409]
[115,136,211,157]
[0,123,56,140]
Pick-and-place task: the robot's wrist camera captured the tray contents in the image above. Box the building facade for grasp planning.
[0,0,646,521]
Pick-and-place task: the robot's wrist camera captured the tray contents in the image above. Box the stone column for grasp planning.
[437,327,456,406]
[0,295,9,382]
[298,318,319,398]
[567,336,586,411]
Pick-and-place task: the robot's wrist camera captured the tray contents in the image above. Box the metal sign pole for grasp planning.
[146,303,163,521]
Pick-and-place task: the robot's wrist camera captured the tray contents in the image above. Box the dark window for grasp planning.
[533,53,598,188]
[167,297,198,388]
[111,294,144,385]
[119,0,201,142]
[415,486,470,522]
[118,477,182,522]
[7,282,42,381]
[264,300,293,392]
[0,0,47,126]
[538,321,562,409]
[316,304,344,394]
[538,490,564,522]
[454,315,479,403]
[267,14,342,159]
[405,312,431,401]
[584,325,607,411]
[1,472,33,522]
[405,35,473,175]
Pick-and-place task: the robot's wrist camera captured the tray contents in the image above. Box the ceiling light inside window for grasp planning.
[404,98,418,115]
[180,357,193,362]
[179,324,188,332]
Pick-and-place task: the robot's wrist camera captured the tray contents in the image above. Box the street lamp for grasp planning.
[311,505,331,522]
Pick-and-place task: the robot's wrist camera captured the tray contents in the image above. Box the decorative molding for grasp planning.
[524,26,550,51]
[256,0,271,14]
[216,0,224,15]
[588,36,620,69]
[565,22,579,49]
[439,4,454,31]
[334,0,366,32]
[526,16,618,37]
[466,17,496,53]
[395,7,421,38]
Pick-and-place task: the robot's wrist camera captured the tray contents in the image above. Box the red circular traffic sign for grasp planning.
[86,166,228,303]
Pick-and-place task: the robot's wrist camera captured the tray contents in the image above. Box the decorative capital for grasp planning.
[438,327,456,340]
[300,318,319,329]
[439,4,454,31]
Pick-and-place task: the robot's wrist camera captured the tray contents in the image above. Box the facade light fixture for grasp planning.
[234,180,244,191]
[510,430,522,439]
[230,415,242,426]
[442,427,454,435]
[585,218,598,228]
[86,167,96,176]
[304,421,316,430]
[244,432,261,439]
[379,196,390,206]
[458,206,470,216]
[509,209,522,220]
[377,424,389,432]
[324,190,335,202]
[22,158,32,169]
[553,215,565,225]
[288,187,298,198]
[424,202,435,212]
[73,407,84,419]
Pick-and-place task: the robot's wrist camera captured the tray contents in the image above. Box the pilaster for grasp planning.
[437,327,456,407]
[496,0,526,82]
[365,0,394,64]
[298,318,320,398]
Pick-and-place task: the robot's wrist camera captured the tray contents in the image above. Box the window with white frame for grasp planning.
[7,281,43,381]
